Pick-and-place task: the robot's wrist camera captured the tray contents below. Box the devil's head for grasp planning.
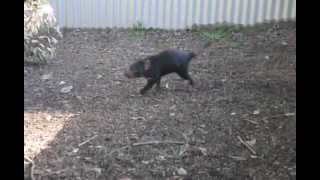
[124,60,147,78]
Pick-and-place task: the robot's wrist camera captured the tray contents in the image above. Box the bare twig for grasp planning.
[24,156,35,180]
[131,116,146,121]
[108,145,129,156]
[78,135,98,147]
[168,127,189,143]
[24,156,33,163]
[133,140,185,147]
[179,132,190,156]
[237,136,257,155]
[243,119,259,125]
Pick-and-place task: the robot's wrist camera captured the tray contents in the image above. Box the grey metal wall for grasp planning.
[50,0,296,29]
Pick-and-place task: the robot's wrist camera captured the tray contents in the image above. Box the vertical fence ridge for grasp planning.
[50,0,296,29]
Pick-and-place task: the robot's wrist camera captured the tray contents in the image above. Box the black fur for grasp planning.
[124,49,196,94]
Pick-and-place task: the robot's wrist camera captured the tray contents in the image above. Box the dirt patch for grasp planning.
[24,21,296,180]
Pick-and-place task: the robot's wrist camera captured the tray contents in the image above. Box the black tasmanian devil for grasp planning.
[124,42,211,95]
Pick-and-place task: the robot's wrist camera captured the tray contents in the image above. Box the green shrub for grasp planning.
[194,26,233,42]
[24,0,62,64]
[129,21,146,38]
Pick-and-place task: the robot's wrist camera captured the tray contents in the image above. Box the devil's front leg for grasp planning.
[155,78,162,92]
[140,78,159,95]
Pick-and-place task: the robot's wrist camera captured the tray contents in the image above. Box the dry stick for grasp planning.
[132,140,185,147]
[228,155,247,161]
[243,119,259,125]
[78,135,98,147]
[108,145,129,156]
[131,116,146,121]
[237,136,257,155]
[24,156,33,163]
[24,156,35,180]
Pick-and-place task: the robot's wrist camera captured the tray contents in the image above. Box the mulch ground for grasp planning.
[24,21,296,180]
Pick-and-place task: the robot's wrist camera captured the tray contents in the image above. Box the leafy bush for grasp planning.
[129,21,146,38]
[193,26,234,42]
[24,0,62,64]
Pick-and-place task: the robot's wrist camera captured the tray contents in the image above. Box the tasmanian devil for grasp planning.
[124,42,211,95]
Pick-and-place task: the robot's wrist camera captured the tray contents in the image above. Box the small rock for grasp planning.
[262,117,268,123]
[165,83,169,89]
[97,74,103,79]
[60,86,73,93]
[59,81,66,85]
[76,96,82,100]
[198,147,207,156]
[84,65,89,69]
[250,155,258,159]
[285,112,295,116]
[92,168,102,174]
[128,168,135,172]
[221,79,227,82]
[281,41,288,46]
[199,124,206,128]
[231,112,236,116]
[170,113,175,117]
[142,160,149,164]
[46,115,52,121]
[41,73,53,80]
[72,148,79,153]
[253,110,260,115]
[264,55,270,60]
[177,167,187,176]
[157,155,165,161]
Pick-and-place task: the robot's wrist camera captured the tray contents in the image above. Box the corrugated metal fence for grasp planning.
[50,0,296,29]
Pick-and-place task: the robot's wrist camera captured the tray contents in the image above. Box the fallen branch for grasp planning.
[243,119,259,125]
[237,136,257,155]
[24,156,33,163]
[133,140,185,147]
[78,135,98,147]
[108,145,129,156]
[24,156,35,180]
[228,155,247,161]
[168,127,190,143]
[131,116,146,121]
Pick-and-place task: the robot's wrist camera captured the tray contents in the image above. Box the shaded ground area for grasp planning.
[24,21,296,180]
